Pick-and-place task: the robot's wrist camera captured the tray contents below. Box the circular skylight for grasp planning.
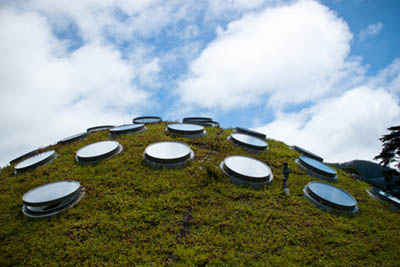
[183,117,213,123]
[297,156,337,181]
[144,141,194,168]
[303,181,358,213]
[110,124,145,136]
[167,123,206,137]
[182,117,219,127]
[235,127,266,139]
[87,125,115,133]
[22,180,83,218]
[133,116,162,124]
[220,155,273,189]
[58,132,88,144]
[14,150,57,174]
[76,140,122,164]
[229,133,268,152]
[9,149,40,165]
[367,187,400,210]
[292,145,323,162]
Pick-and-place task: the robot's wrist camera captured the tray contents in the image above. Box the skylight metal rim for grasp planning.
[22,180,81,207]
[144,141,193,164]
[9,149,40,165]
[292,145,323,162]
[303,183,358,214]
[305,181,357,211]
[167,123,205,135]
[229,133,268,151]
[22,190,85,219]
[235,127,266,140]
[220,156,272,183]
[76,141,123,164]
[86,125,115,133]
[369,187,400,208]
[183,119,219,127]
[14,150,58,174]
[182,117,213,123]
[25,191,80,213]
[109,124,146,136]
[133,116,162,124]
[298,156,336,177]
[58,132,88,144]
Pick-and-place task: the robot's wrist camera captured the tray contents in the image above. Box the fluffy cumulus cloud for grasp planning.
[255,86,400,162]
[178,0,354,110]
[0,8,149,165]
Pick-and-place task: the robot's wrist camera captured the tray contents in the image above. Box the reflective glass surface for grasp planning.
[23,180,80,205]
[87,125,114,132]
[183,117,212,122]
[300,156,336,175]
[110,124,143,132]
[308,182,356,207]
[145,142,191,160]
[77,141,120,158]
[15,151,56,170]
[231,133,267,148]
[377,189,400,205]
[236,127,266,139]
[133,116,161,124]
[168,123,204,132]
[294,145,323,161]
[224,156,271,178]
[59,132,87,143]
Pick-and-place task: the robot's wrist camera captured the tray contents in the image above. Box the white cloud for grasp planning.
[358,22,383,42]
[0,9,149,166]
[178,0,354,110]
[255,86,400,162]
[368,58,400,94]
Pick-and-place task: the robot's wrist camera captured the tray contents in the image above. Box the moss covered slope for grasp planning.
[1,123,399,266]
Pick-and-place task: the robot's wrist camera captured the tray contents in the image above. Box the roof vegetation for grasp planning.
[1,122,399,266]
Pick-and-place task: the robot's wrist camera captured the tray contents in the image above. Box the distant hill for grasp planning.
[1,123,400,265]
[331,160,391,179]
[331,160,400,194]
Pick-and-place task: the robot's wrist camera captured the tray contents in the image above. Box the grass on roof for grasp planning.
[0,122,399,266]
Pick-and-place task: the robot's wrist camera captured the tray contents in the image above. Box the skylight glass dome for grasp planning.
[76,141,123,164]
[228,133,268,152]
[86,125,115,133]
[292,145,323,162]
[220,155,273,189]
[234,127,266,139]
[303,181,358,214]
[22,180,83,218]
[144,141,194,169]
[182,117,219,127]
[166,123,206,138]
[109,124,145,137]
[14,150,57,174]
[133,116,162,124]
[58,132,88,144]
[9,149,40,165]
[297,156,337,181]
[367,187,400,212]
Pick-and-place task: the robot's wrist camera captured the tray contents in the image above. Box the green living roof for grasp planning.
[1,122,399,266]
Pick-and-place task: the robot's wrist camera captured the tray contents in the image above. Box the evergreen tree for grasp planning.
[374,125,400,171]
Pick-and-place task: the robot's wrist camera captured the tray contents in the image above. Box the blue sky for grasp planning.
[1,0,399,167]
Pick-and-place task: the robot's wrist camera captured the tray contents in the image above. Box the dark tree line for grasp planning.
[375,125,400,171]
[375,125,400,196]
